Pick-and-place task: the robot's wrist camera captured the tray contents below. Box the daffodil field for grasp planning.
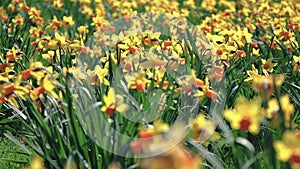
[0,0,300,169]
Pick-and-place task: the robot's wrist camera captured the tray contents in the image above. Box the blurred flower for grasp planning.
[252,74,284,99]
[293,55,300,72]
[223,96,263,135]
[23,156,45,169]
[280,94,295,128]
[46,16,63,31]
[107,162,121,169]
[12,13,24,25]
[190,114,220,146]
[138,144,202,169]
[63,16,75,27]
[274,131,300,169]
[126,72,149,92]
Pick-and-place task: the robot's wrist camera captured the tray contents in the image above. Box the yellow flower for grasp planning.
[101,88,129,116]
[252,74,285,99]
[77,25,89,41]
[293,55,300,72]
[195,77,218,100]
[261,58,277,74]
[280,94,295,128]
[274,131,300,169]
[190,114,220,146]
[20,61,47,81]
[45,32,68,50]
[6,46,23,62]
[23,156,45,169]
[223,96,263,135]
[28,7,44,26]
[63,16,75,27]
[138,144,202,169]
[86,65,110,86]
[12,13,24,25]
[126,72,149,92]
[244,64,258,82]
[52,0,63,9]
[265,98,279,119]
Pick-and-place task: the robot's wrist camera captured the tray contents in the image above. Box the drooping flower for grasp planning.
[86,65,110,86]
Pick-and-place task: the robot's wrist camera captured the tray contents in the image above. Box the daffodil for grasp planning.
[101,88,129,116]
[20,61,47,81]
[138,143,202,169]
[274,131,300,169]
[252,74,284,99]
[86,65,110,86]
[12,13,24,25]
[126,72,149,92]
[28,7,44,26]
[280,94,295,128]
[190,113,220,146]
[293,55,300,72]
[261,58,277,74]
[195,77,218,100]
[62,16,75,27]
[23,156,45,169]
[223,96,263,135]
[244,64,258,82]
[46,16,62,31]
[6,47,23,62]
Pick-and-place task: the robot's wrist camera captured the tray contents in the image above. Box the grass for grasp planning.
[0,137,30,169]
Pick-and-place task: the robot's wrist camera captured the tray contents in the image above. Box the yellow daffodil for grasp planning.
[23,156,45,169]
[280,94,295,128]
[223,96,263,135]
[138,143,202,169]
[101,88,129,116]
[293,55,300,72]
[274,131,300,169]
[126,72,149,92]
[86,65,110,86]
[244,64,259,82]
[63,16,75,27]
[261,58,277,74]
[190,113,220,146]
[252,74,285,99]
[12,13,24,25]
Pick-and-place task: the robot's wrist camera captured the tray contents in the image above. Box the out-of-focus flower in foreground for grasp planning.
[23,156,45,169]
[274,131,300,169]
[252,74,284,99]
[223,96,263,135]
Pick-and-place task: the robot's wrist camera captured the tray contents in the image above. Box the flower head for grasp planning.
[101,88,129,116]
[223,96,263,135]
[274,131,300,169]
[261,58,277,74]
